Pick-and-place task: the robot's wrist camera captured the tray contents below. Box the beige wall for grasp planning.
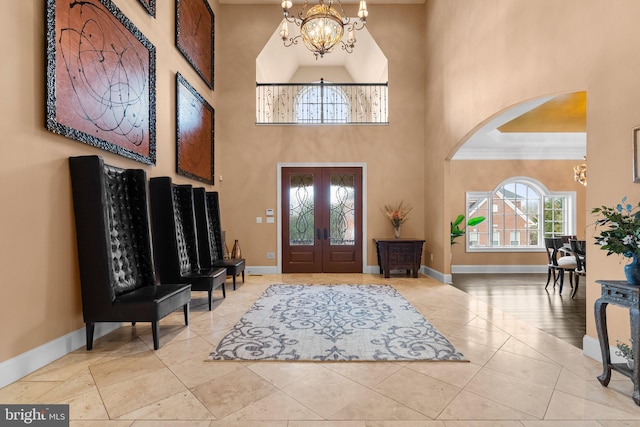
[0,0,220,362]
[424,0,640,342]
[449,160,587,265]
[216,4,427,269]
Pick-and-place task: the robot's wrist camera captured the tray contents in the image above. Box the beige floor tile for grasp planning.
[365,422,446,427]
[596,421,640,426]
[69,422,133,426]
[323,361,404,388]
[441,421,526,427]
[281,367,371,418]
[288,422,366,427]
[171,359,245,389]
[117,391,213,420]
[99,368,188,419]
[64,388,110,420]
[437,390,536,420]
[329,388,428,421]
[154,335,217,366]
[191,367,278,419]
[544,390,640,420]
[130,421,211,427]
[405,361,481,389]
[437,338,498,367]
[483,350,561,388]
[463,368,553,418]
[248,361,330,389]
[37,368,97,403]
[373,367,461,419]
[0,381,61,403]
[89,350,165,389]
[554,367,640,415]
[498,337,557,365]
[22,352,106,382]
[224,390,324,420]
[208,422,287,427]
[521,421,604,426]
[449,324,511,350]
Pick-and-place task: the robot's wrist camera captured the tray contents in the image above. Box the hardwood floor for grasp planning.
[450,272,586,349]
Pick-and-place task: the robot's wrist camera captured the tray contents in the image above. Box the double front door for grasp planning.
[282,167,363,273]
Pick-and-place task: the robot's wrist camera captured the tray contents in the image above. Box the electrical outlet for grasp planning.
[256,216,263,223]
[430,253,434,261]
[267,252,275,259]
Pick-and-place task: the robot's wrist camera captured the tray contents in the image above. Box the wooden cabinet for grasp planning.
[374,238,425,278]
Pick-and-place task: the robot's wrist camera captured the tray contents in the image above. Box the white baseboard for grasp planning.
[244,266,279,275]
[452,265,548,274]
[0,322,121,389]
[583,334,627,364]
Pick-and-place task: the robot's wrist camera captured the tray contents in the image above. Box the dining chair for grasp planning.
[569,239,586,299]
[544,236,577,295]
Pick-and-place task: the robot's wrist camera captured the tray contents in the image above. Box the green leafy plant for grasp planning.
[615,339,633,360]
[450,214,486,245]
[592,197,640,258]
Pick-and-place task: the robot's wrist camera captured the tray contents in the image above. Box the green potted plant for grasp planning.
[450,214,486,245]
[615,339,634,369]
[592,197,640,285]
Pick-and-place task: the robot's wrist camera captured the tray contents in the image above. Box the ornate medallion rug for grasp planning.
[209,284,466,361]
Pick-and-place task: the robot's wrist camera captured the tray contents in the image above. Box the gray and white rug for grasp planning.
[209,284,466,361]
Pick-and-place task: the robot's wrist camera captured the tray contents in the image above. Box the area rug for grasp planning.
[209,284,466,361]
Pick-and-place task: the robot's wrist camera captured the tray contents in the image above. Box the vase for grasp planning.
[231,239,242,259]
[222,231,230,259]
[393,225,401,239]
[625,254,640,286]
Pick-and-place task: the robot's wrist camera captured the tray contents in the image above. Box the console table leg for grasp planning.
[595,298,612,386]
[630,307,640,405]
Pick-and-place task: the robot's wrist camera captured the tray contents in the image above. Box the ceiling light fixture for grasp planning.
[574,156,587,186]
[280,0,368,59]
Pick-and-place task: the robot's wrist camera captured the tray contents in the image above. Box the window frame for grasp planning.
[465,177,576,253]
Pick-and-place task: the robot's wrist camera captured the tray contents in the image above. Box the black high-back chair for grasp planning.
[149,178,226,310]
[69,156,191,350]
[544,236,576,295]
[192,188,245,290]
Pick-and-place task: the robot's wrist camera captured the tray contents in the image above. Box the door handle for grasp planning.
[324,228,328,240]
[317,228,321,241]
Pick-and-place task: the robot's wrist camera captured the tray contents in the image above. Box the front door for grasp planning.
[282,167,363,273]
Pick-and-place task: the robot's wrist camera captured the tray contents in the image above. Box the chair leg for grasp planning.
[184,303,189,325]
[545,268,552,289]
[559,270,564,294]
[232,273,237,290]
[208,290,213,311]
[151,321,160,350]
[572,273,580,299]
[242,270,245,283]
[221,282,226,298]
[86,322,95,351]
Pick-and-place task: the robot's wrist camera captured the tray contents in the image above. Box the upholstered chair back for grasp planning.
[69,156,156,315]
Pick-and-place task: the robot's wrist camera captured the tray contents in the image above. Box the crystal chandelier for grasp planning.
[280,0,368,59]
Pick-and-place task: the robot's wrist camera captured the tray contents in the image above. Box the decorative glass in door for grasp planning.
[329,173,355,246]
[289,174,314,246]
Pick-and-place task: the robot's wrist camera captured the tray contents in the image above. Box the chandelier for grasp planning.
[280,0,368,58]
[573,156,587,186]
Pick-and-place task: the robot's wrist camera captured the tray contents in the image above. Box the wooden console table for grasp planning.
[594,280,640,405]
[374,238,425,278]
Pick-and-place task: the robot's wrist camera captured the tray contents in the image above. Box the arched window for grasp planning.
[465,177,576,251]
[294,80,351,124]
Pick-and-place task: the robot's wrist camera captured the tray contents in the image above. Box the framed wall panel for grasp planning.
[138,0,156,17]
[45,0,156,165]
[176,0,214,89]
[176,73,214,184]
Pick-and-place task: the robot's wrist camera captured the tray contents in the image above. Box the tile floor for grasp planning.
[2,273,640,426]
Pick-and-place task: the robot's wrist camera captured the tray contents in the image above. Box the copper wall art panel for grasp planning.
[176,0,214,89]
[176,73,214,184]
[46,0,156,165]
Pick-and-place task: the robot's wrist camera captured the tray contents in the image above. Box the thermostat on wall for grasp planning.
[266,209,274,216]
